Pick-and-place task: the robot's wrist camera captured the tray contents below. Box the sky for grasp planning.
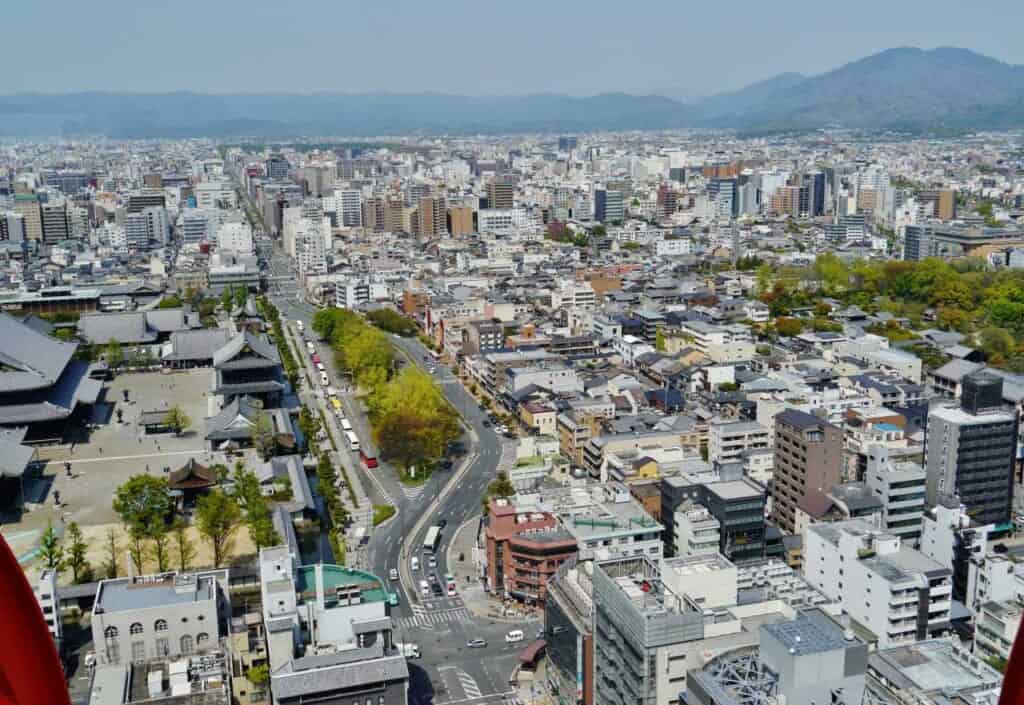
[6,0,1024,99]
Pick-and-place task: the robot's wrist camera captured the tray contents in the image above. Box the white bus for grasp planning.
[423,525,442,554]
[296,320,304,332]
[341,418,353,432]
[345,431,360,451]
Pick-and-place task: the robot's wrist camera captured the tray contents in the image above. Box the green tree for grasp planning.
[774,317,804,337]
[655,328,667,352]
[171,519,197,572]
[220,288,234,310]
[232,463,280,550]
[148,520,171,572]
[112,475,171,533]
[163,405,192,436]
[978,326,1016,361]
[196,491,242,567]
[65,522,92,584]
[483,472,515,507]
[103,527,120,578]
[39,522,63,573]
[127,525,147,574]
[247,664,270,688]
[250,410,277,460]
[105,338,124,370]
[233,285,248,310]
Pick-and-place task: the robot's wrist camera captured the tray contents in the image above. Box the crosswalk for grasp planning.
[455,670,482,700]
[395,606,472,630]
[402,483,426,501]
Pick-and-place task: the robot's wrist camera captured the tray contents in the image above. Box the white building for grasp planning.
[216,220,254,255]
[864,444,927,544]
[477,208,530,232]
[707,420,770,465]
[672,501,721,558]
[34,569,61,645]
[654,237,692,257]
[336,189,363,227]
[612,334,656,368]
[974,600,1021,663]
[804,519,952,648]
[335,280,389,309]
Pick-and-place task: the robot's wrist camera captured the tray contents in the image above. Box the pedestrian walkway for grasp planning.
[401,483,427,501]
[394,606,472,630]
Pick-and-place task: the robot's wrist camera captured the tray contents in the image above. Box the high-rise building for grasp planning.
[557,136,578,152]
[486,179,515,210]
[919,189,957,221]
[125,206,169,250]
[447,205,474,236]
[709,178,737,219]
[337,189,363,227]
[0,211,26,242]
[771,409,844,534]
[802,171,826,216]
[770,185,802,218]
[127,189,166,214]
[417,196,447,238]
[41,200,72,243]
[925,372,1017,526]
[656,184,676,219]
[265,153,289,180]
[594,189,624,224]
[363,196,387,232]
[13,194,42,241]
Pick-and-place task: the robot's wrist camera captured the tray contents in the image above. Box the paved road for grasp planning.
[261,236,526,704]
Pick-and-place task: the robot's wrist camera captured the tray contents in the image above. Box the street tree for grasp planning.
[127,525,147,574]
[148,520,171,572]
[251,410,276,460]
[103,527,119,578]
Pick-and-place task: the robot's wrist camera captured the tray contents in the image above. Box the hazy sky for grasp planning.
[7,0,1024,99]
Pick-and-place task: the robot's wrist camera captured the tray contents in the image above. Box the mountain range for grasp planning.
[3,47,1024,138]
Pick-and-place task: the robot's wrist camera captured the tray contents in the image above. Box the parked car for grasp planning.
[466,639,487,649]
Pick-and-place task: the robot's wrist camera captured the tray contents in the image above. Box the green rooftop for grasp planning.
[295,564,390,605]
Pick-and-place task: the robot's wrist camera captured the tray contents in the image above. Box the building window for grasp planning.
[106,642,120,664]
[180,635,194,655]
[104,626,119,639]
[196,632,209,647]
[131,641,146,662]
[155,638,169,657]
[130,622,143,635]
[155,619,168,632]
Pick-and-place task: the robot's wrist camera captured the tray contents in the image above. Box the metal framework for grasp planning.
[703,652,778,705]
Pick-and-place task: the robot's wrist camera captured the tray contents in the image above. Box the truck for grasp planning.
[396,642,420,659]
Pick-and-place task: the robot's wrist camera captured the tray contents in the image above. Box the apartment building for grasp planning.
[771,409,844,534]
[804,520,952,648]
[707,420,770,465]
[864,444,927,544]
[671,501,721,558]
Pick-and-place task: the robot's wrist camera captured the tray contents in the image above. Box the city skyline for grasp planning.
[6,0,1024,98]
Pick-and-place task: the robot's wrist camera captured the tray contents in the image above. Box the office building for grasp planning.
[904,224,935,261]
[13,194,43,241]
[125,206,170,250]
[919,189,957,221]
[91,570,229,665]
[337,188,363,227]
[925,372,1017,526]
[804,519,952,648]
[216,220,254,255]
[771,410,844,534]
[709,178,737,219]
[485,498,577,605]
[40,199,72,243]
[486,179,515,210]
[594,188,624,224]
[127,189,166,214]
[265,154,289,180]
[0,211,26,242]
[364,195,388,232]
[558,136,578,152]
[802,171,826,216]
[661,475,768,563]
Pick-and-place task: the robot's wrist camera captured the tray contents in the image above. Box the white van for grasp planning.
[410,556,419,571]
[341,418,353,432]
[316,362,326,373]
[505,630,524,644]
[320,372,330,386]
[419,580,431,597]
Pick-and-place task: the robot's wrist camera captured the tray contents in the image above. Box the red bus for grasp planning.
[359,450,378,468]
[311,354,321,364]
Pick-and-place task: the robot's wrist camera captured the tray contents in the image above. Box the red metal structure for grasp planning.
[0,534,71,705]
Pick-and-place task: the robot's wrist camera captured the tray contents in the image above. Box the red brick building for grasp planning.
[485,499,577,606]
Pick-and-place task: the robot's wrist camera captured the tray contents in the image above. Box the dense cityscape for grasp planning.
[6,34,1024,705]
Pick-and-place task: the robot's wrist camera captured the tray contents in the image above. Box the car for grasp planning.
[428,557,437,569]
[482,420,492,427]
[411,557,419,571]
[437,519,448,529]
[388,593,399,606]
[389,568,399,581]
[447,586,457,597]
[431,583,444,596]
[440,459,453,470]
[466,639,487,649]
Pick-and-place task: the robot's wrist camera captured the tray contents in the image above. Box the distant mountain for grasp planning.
[0,91,691,138]
[3,47,1024,137]
[691,47,1024,130]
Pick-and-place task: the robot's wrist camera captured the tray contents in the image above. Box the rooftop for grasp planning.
[95,572,220,613]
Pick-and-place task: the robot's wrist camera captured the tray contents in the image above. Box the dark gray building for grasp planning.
[925,372,1018,526]
[660,475,767,563]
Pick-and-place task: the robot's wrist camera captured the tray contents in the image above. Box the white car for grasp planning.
[389,568,399,581]
[428,557,437,569]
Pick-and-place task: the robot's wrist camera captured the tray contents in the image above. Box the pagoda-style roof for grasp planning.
[168,458,218,490]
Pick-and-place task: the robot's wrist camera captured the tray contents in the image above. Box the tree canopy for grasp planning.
[113,475,171,533]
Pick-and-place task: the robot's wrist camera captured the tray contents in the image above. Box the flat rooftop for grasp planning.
[95,573,216,613]
[705,478,764,501]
